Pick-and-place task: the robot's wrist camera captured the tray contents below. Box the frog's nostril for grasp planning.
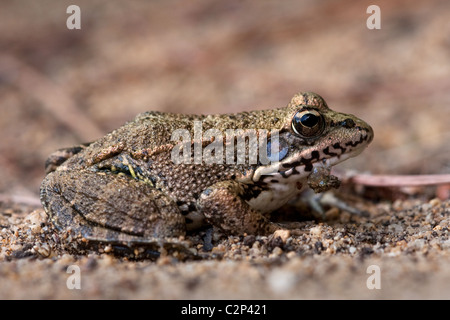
[341,118,356,128]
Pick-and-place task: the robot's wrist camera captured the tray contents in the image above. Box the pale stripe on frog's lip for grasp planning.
[252,130,372,183]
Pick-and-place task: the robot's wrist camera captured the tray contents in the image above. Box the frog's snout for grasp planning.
[361,121,374,144]
[352,117,374,145]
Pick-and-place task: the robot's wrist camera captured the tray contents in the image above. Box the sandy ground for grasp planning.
[0,0,449,299]
[1,198,449,299]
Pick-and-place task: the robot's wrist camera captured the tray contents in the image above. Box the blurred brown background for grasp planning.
[1,0,449,201]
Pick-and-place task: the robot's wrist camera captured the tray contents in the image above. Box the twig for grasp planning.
[348,173,450,187]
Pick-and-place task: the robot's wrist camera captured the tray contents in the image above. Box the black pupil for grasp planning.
[300,113,319,127]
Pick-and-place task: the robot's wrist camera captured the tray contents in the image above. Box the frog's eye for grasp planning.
[292,109,324,138]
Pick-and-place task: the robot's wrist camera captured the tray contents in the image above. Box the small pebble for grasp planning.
[273,230,290,243]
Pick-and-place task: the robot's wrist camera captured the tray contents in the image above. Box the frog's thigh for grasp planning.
[198,180,279,235]
[40,170,186,241]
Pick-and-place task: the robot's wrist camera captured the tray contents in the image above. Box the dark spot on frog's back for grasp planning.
[149,175,158,186]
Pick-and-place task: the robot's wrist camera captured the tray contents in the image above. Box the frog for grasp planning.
[40,92,373,249]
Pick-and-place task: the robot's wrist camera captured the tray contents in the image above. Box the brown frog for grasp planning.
[40,92,373,248]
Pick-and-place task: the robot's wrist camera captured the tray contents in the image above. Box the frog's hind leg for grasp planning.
[40,169,186,245]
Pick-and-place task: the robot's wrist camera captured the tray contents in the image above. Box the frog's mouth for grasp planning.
[253,128,372,183]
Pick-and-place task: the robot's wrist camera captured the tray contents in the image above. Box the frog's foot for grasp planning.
[299,189,370,220]
[307,166,341,193]
[44,143,91,174]
[316,191,370,217]
[198,180,282,235]
[40,170,186,246]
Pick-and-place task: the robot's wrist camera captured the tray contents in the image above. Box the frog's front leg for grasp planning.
[40,169,186,244]
[198,180,282,235]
